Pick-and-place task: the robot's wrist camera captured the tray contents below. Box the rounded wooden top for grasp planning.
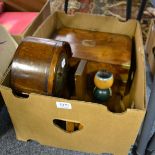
[11,37,72,96]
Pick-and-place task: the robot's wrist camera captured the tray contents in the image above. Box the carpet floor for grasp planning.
[0,128,99,155]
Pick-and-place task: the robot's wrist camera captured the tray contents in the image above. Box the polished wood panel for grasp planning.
[11,37,72,96]
[52,27,132,66]
[75,60,87,100]
[66,122,75,133]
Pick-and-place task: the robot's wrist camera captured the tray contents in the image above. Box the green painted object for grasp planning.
[93,87,111,103]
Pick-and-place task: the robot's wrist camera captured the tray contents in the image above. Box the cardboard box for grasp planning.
[0,25,17,117]
[145,20,155,75]
[0,12,146,155]
[0,0,50,44]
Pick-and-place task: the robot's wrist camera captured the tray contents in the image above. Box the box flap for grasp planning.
[0,25,17,82]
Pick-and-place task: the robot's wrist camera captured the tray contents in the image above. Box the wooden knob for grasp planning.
[93,87,112,102]
[11,37,72,97]
[94,70,114,89]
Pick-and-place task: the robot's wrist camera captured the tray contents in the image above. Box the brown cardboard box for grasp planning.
[145,20,155,75]
[0,25,17,109]
[1,0,50,44]
[0,12,146,155]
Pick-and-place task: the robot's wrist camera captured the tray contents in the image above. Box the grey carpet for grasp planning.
[0,129,100,155]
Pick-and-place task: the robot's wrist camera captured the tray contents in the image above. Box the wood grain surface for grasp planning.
[52,27,132,65]
[11,37,72,96]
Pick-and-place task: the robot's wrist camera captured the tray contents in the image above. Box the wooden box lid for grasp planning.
[53,28,132,66]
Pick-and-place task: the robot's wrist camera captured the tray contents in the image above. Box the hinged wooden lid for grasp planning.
[53,27,132,66]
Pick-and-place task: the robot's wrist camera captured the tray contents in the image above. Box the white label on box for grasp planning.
[56,102,72,109]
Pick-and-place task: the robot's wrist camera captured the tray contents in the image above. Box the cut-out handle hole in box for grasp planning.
[53,119,83,133]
